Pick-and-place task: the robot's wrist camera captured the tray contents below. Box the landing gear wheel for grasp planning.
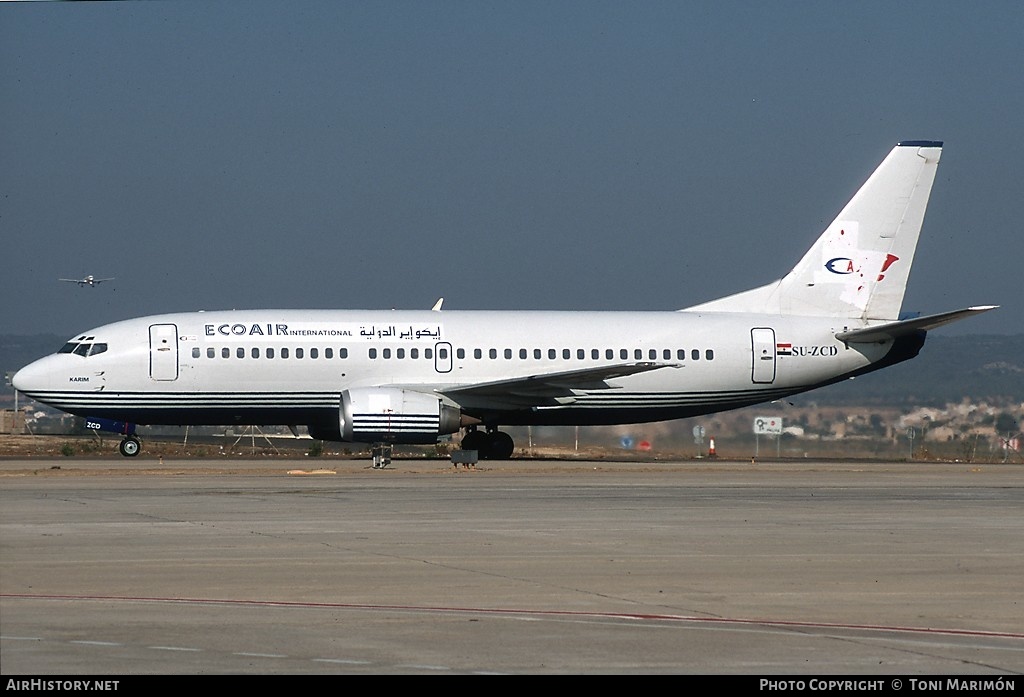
[119,436,141,457]
[487,431,515,460]
[460,429,488,454]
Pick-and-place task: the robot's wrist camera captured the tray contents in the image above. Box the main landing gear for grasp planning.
[460,426,515,460]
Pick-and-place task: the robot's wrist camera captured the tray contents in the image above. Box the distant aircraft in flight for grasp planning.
[17,142,996,461]
[59,275,114,287]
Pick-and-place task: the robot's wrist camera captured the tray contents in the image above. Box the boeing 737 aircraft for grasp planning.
[15,142,996,460]
[59,275,115,287]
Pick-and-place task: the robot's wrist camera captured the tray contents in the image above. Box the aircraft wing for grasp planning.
[433,362,678,410]
[835,306,998,343]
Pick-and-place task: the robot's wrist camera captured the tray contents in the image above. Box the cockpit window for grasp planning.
[62,341,108,357]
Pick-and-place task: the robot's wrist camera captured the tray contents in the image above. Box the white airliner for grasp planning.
[59,275,115,287]
[15,142,996,459]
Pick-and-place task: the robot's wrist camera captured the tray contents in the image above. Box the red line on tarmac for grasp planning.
[4,593,1022,640]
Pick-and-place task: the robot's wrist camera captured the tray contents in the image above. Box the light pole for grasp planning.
[5,372,17,435]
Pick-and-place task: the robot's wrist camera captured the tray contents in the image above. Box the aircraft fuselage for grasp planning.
[12,308,913,431]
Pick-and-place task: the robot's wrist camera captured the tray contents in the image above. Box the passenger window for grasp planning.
[592,349,599,360]
[192,348,200,358]
[577,349,585,360]
[548,349,556,360]
[310,348,318,359]
[252,348,260,358]
[534,349,542,359]
[649,349,657,360]
[424,348,432,359]
[412,348,420,359]
[456,348,464,359]
[281,347,289,359]
[397,348,405,359]
[222,348,230,359]
[706,349,714,360]
[520,349,527,359]
[237,347,245,359]
[369,348,377,359]
[677,349,686,360]
[606,349,614,360]
[620,349,628,360]
[267,348,275,359]
[489,348,497,359]
[325,348,334,359]
[474,348,482,359]
[296,348,304,359]
[634,349,642,360]
[439,347,448,359]
[691,349,700,360]
[382,348,391,359]
[505,348,512,359]
[339,348,348,358]
[664,349,671,360]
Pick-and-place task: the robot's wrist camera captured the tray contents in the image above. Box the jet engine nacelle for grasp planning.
[307,387,462,444]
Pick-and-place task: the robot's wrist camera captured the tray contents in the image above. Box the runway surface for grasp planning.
[1,457,1022,675]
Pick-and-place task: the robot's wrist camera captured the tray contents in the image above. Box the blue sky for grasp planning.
[1,1,1020,337]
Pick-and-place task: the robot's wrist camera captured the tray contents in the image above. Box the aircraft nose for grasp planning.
[12,358,52,393]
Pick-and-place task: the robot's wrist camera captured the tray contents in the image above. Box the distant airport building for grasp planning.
[1,408,27,435]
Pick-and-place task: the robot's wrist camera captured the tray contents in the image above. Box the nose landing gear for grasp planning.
[118,436,141,457]
[84,417,141,457]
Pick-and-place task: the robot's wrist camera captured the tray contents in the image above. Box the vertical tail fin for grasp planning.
[685,141,943,321]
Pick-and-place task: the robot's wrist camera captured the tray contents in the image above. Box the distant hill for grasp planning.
[807,334,1024,406]
[2,333,1022,405]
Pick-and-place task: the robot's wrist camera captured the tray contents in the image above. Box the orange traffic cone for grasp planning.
[708,438,717,458]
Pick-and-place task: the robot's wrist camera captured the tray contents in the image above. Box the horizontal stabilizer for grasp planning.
[835,306,998,343]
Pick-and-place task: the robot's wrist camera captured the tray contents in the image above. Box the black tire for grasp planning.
[119,437,141,457]
[460,429,487,454]
[487,431,515,460]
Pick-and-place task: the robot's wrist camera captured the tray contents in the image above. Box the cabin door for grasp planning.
[751,327,776,384]
[149,324,179,381]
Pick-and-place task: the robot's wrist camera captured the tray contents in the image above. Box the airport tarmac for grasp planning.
[1,456,1022,675]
